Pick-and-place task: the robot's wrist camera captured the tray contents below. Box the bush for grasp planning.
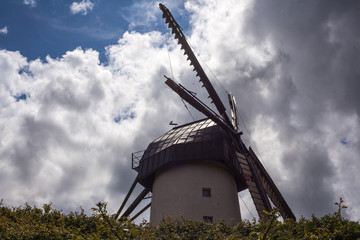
[1,198,360,239]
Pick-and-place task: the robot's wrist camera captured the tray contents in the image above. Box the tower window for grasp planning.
[203,216,213,223]
[202,188,211,197]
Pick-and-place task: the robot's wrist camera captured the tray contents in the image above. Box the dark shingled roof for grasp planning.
[134,118,247,191]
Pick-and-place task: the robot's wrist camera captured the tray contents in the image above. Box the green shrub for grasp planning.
[1,198,359,239]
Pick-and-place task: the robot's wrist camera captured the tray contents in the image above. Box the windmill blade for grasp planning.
[228,92,239,132]
[248,148,296,220]
[165,76,235,135]
[159,3,233,129]
[236,151,272,219]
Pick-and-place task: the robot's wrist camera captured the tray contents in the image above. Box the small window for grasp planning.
[202,188,211,197]
[203,216,213,223]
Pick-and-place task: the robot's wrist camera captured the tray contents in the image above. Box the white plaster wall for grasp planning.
[150,160,241,225]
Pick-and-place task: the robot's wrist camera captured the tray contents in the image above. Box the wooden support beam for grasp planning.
[120,188,150,220]
[130,202,151,222]
[114,178,138,220]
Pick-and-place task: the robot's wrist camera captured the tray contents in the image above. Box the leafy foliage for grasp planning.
[1,198,360,239]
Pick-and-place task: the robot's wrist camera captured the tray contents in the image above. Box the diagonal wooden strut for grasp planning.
[120,188,150,220]
[130,203,152,222]
[114,178,138,220]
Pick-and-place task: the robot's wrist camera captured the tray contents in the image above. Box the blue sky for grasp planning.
[0,0,187,62]
[1,0,360,223]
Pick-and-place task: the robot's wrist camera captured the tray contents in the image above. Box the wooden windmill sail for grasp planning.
[114,3,295,223]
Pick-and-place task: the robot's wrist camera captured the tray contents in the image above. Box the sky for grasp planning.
[1,0,360,222]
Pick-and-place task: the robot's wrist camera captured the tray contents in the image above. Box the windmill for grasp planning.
[114,3,296,224]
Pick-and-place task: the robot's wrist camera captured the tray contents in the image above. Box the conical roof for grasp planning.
[135,118,247,191]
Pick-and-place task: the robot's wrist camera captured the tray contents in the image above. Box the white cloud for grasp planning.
[23,0,36,8]
[0,30,186,217]
[0,26,8,35]
[122,0,186,30]
[121,1,158,30]
[70,0,94,15]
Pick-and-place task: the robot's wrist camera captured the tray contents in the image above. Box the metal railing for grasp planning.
[132,150,145,171]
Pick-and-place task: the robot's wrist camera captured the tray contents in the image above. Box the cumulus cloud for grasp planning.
[0,26,8,35]
[70,0,94,15]
[0,31,185,216]
[121,0,185,30]
[1,0,360,223]
[121,1,159,30]
[23,0,36,8]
